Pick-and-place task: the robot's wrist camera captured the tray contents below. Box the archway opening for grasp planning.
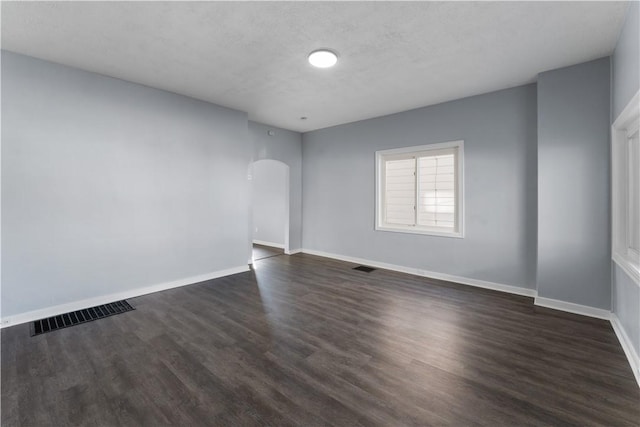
[250,159,290,262]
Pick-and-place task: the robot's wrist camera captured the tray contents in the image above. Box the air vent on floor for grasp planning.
[353,265,376,273]
[30,300,134,336]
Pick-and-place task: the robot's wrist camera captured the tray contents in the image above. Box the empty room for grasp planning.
[1,1,639,426]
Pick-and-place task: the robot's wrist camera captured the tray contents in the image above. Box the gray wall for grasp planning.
[2,51,251,318]
[252,160,287,246]
[249,121,302,252]
[612,0,639,120]
[611,1,640,356]
[537,58,611,310]
[302,85,538,289]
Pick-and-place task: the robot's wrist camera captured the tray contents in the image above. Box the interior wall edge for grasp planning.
[0,265,249,329]
[533,296,611,320]
[301,249,638,384]
[297,249,630,320]
[611,313,640,387]
[300,248,537,298]
[2,50,252,319]
[300,248,633,324]
[252,240,285,249]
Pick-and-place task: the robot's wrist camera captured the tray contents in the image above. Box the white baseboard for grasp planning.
[252,240,285,249]
[0,265,249,329]
[301,248,537,298]
[534,297,611,320]
[286,248,302,255]
[611,314,640,387]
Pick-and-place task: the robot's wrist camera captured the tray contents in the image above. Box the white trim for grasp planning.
[534,297,611,320]
[611,314,640,387]
[611,90,640,287]
[284,165,291,254]
[613,91,640,130]
[301,248,536,297]
[252,240,285,249]
[250,159,291,257]
[375,140,463,156]
[285,248,302,255]
[375,226,464,239]
[613,253,640,286]
[0,265,249,328]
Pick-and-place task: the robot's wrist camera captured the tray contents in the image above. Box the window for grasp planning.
[376,140,464,237]
[612,91,640,284]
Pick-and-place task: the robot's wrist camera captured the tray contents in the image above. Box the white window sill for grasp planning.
[613,252,640,286]
[375,225,464,239]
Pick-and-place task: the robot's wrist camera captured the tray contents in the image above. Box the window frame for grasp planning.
[611,91,640,285]
[626,120,639,259]
[375,140,464,238]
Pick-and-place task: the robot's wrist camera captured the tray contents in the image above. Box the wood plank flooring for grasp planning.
[252,244,285,261]
[2,253,638,426]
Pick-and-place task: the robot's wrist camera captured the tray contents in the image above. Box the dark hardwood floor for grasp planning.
[252,244,284,261]
[2,253,638,426]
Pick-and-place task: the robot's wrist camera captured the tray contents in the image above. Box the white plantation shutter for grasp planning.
[377,141,463,237]
[384,158,416,225]
[417,151,456,230]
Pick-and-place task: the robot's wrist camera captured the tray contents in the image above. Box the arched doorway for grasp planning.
[250,159,290,262]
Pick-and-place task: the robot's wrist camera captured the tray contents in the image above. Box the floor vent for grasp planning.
[353,265,377,273]
[30,300,134,336]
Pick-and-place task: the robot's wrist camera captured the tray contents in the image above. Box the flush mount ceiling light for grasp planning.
[308,49,338,68]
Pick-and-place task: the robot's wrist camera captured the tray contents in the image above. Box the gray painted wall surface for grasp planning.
[537,58,611,310]
[2,51,251,317]
[611,1,640,363]
[252,160,287,246]
[613,264,640,355]
[612,0,639,120]
[249,121,302,251]
[302,85,538,289]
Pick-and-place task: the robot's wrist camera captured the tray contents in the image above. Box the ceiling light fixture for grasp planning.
[308,49,338,68]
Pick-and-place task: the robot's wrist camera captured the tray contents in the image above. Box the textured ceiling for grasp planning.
[1,1,629,132]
